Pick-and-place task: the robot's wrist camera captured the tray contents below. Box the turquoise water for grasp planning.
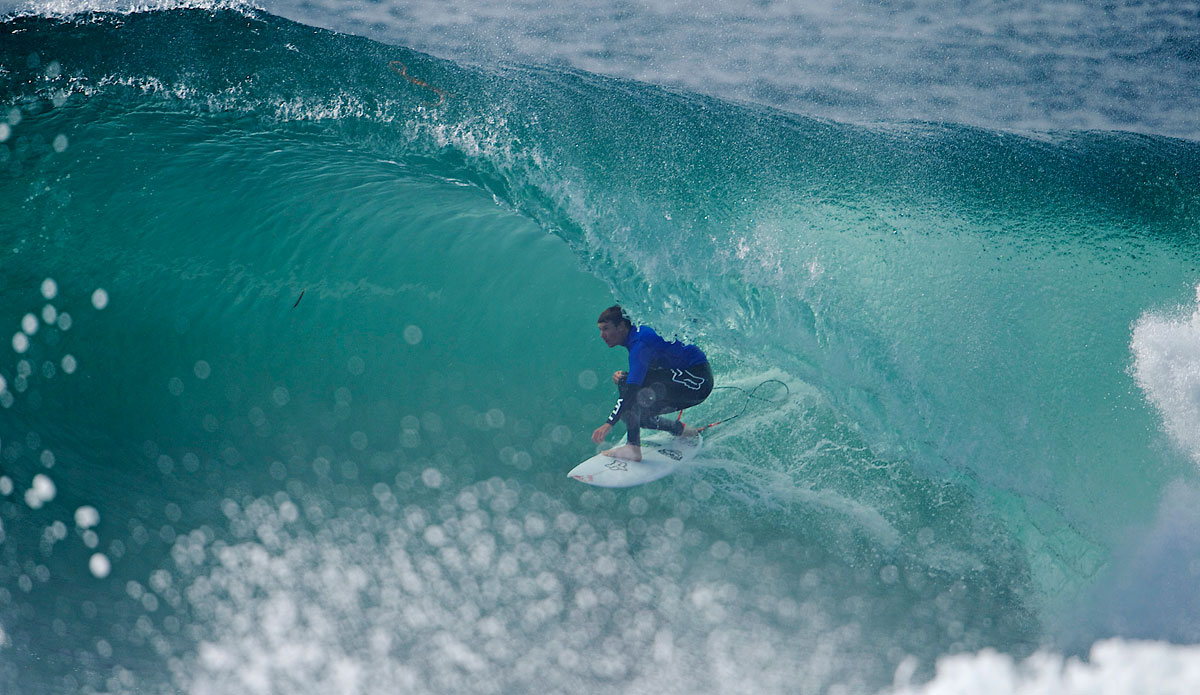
[2,5,1200,694]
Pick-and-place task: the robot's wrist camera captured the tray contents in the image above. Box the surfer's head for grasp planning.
[597,305,632,347]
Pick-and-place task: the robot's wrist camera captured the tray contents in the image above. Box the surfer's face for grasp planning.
[598,321,629,347]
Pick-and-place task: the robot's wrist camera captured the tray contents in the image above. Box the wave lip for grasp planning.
[8,0,260,19]
[262,0,1200,140]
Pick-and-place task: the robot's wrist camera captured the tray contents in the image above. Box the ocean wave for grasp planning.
[2,6,1200,694]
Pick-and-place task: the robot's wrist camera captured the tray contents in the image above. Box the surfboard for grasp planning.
[568,431,703,488]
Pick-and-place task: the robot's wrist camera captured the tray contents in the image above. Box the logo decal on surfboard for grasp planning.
[657,448,683,461]
[605,460,629,471]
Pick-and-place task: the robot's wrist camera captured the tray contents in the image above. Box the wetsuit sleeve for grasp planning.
[626,342,650,387]
[606,396,624,425]
[605,382,637,425]
[606,342,649,425]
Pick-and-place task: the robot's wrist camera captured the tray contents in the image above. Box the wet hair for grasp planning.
[597,305,631,328]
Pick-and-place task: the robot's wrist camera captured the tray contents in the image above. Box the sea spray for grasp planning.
[1131,284,1200,467]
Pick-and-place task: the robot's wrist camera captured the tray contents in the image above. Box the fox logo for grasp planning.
[671,369,706,390]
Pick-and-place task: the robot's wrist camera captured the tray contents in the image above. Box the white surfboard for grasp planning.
[568,431,703,488]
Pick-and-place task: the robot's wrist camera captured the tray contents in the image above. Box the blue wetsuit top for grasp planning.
[622,326,707,386]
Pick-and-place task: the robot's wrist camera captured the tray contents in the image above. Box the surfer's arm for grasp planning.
[605,393,627,425]
[604,380,642,425]
[626,343,650,386]
[596,345,647,441]
[602,342,648,423]
[594,387,639,446]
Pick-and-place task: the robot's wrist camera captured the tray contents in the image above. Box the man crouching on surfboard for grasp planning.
[591,305,713,461]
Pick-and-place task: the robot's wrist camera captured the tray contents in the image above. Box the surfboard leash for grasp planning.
[388,60,449,105]
[686,379,790,433]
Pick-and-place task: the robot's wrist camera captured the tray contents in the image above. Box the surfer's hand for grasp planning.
[612,370,628,385]
[592,423,612,443]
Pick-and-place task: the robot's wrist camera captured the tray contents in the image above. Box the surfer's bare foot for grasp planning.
[603,444,642,462]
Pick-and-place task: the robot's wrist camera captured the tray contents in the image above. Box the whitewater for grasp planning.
[1,1,1199,693]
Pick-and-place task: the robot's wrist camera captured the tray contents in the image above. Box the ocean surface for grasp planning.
[2,1,1200,693]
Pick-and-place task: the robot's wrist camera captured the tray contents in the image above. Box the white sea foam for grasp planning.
[1130,283,1200,466]
[887,638,1200,695]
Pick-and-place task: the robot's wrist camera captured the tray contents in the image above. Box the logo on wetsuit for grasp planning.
[670,369,706,390]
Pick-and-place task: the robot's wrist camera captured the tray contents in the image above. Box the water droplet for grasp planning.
[421,468,443,488]
[88,553,111,579]
[32,474,55,502]
[75,506,100,529]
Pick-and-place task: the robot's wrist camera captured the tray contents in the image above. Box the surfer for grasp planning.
[591,305,713,461]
